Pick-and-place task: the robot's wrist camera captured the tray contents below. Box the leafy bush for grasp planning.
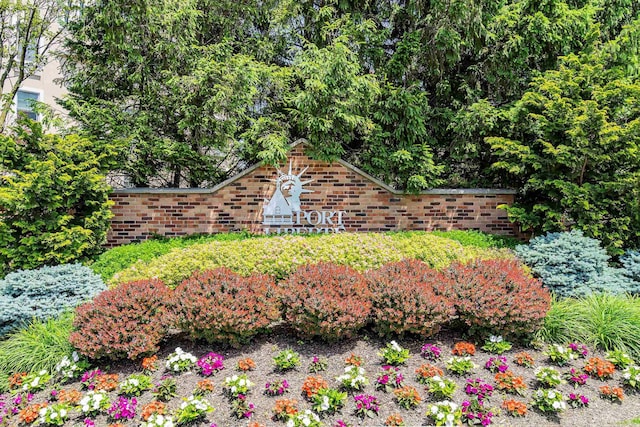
[515,230,639,298]
[0,263,106,337]
[111,233,512,287]
[278,262,372,341]
[0,314,75,392]
[70,279,174,360]
[365,259,454,337]
[536,294,640,360]
[444,259,551,339]
[0,119,116,277]
[172,268,280,348]
[89,231,258,281]
[621,250,640,282]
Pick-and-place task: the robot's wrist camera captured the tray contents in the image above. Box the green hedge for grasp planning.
[90,231,259,281]
[110,233,513,288]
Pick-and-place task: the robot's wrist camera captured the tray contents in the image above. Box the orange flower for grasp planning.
[9,372,27,390]
[301,376,328,399]
[273,399,298,421]
[19,403,48,424]
[385,413,405,426]
[58,389,82,405]
[94,373,119,391]
[513,352,534,367]
[141,401,166,421]
[237,358,256,371]
[142,355,158,372]
[600,385,624,401]
[584,357,615,379]
[416,363,443,382]
[248,422,266,427]
[345,353,363,366]
[502,399,527,416]
[108,424,126,427]
[495,371,527,395]
[197,379,215,394]
[452,342,476,356]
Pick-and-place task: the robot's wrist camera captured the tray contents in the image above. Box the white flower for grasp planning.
[286,420,295,427]
[490,335,503,343]
[446,413,454,421]
[548,391,556,399]
[437,413,444,420]
[391,340,402,351]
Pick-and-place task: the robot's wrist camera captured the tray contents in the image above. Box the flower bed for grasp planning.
[1,333,639,426]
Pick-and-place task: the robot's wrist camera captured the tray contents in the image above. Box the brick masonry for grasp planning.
[107,144,518,246]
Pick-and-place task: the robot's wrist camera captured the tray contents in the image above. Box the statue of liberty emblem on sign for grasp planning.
[263,162,313,225]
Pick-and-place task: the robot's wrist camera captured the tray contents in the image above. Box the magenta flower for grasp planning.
[108,396,137,420]
[421,343,442,360]
[197,352,224,376]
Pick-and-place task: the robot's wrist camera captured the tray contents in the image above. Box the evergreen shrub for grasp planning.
[70,279,174,360]
[444,259,551,339]
[515,230,639,297]
[0,119,116,276]
[0,263,106,337]
[278,262,372,341]
[172,268,280,347]
[365,259,455,337]
[621,250,640,282]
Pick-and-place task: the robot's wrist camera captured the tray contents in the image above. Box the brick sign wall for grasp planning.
[107,144,518,246]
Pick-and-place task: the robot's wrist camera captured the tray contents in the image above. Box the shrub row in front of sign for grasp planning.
[70,259,551,361]
[109,233,513,288]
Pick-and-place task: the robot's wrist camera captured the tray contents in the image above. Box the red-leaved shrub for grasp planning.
[366,259,455,337]
[70,279,174,360]
[278,262,372,341]
[443,259,551,338]
[172,268,280,348]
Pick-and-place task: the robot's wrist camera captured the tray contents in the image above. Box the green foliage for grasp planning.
[110,233,511,287]
[0,263,106,337]
[0,119,116,276]
[515,230,639,297]
[61,0,640,196]
[429,230,522,249]
[288,36,379,161]
[537,294,640,360]
[0,314,75,392]
[489,23,640,250]
[273,349,301,371]
[357,84,444,191]
[89,231,258,281]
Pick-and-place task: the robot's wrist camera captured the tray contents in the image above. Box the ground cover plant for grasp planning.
[109,232,513,287]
